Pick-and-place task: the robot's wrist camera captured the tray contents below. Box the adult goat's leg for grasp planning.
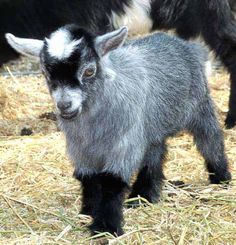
[201,0,236,128]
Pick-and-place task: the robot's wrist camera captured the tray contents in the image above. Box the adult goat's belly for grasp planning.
[111,0,153,37]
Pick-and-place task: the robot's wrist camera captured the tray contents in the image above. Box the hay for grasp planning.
[0,66,56,136]
[0,64,235,244]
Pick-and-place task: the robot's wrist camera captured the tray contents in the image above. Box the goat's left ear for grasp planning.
[5,33,43,59]
[94,26,128,57]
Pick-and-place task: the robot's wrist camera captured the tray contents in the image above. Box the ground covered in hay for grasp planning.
[0,61,235,244]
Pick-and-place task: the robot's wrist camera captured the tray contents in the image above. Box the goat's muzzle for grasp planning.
[60,109,79,120]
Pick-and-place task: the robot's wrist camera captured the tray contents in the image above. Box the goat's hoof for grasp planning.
[89,221,123,237]
[225,113,236,129]
[209,171,232,185]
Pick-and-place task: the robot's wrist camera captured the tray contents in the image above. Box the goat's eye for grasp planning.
[84,68,95,78]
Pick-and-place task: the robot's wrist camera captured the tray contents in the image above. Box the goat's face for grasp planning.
[40,27,100,120]
[5,25,128,120]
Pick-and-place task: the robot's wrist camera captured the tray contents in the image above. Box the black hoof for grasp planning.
[209,171,232,184]
[225,113,236,129]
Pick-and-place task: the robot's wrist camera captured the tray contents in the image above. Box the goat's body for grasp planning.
[60,33,211,182]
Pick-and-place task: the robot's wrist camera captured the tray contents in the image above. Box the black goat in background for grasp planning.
[1,0,236,128]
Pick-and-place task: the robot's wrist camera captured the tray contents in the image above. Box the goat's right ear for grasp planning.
[5,33,43,59]
[94,26,128,57]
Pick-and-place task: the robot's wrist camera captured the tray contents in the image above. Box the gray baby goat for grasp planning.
[6,25,231,236]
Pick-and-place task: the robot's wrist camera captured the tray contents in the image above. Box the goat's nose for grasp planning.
[57,101,72,111]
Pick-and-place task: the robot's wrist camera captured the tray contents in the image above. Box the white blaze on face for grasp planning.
[52,87,84,113]
[46,28,82,60]
[112,0,153,37]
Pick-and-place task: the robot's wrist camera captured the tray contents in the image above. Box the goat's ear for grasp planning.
[5,33,43,59]
[94,26,128,57]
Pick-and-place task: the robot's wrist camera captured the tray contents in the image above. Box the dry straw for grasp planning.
[0,60,235,244]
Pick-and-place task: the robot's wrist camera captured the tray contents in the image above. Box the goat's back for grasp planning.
[108,32,209,139]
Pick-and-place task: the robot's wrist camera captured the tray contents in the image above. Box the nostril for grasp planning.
[57,101,72,111]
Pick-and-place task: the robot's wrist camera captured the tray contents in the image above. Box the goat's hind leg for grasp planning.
[128,143,166,207]
[188,101,231,184]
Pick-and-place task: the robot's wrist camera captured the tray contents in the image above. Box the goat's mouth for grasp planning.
[60,109,79,120]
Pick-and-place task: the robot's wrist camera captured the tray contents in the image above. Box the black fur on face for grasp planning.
[40,24,101,93]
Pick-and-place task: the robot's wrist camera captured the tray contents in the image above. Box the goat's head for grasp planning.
[6,25,128,120]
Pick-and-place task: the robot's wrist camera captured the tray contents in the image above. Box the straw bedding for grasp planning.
[0,61,235,244]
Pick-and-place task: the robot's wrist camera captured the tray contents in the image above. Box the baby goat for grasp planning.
[6,25,231,236]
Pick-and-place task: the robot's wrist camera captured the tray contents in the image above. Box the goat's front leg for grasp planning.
[74,171,102,217]
[89,173,128,236]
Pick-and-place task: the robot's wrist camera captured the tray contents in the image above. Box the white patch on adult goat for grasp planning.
[205,60,212,78]
[112,0,153,37]
[52,87,84,113]
[191,36,212,79]
[46,28,82,59]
